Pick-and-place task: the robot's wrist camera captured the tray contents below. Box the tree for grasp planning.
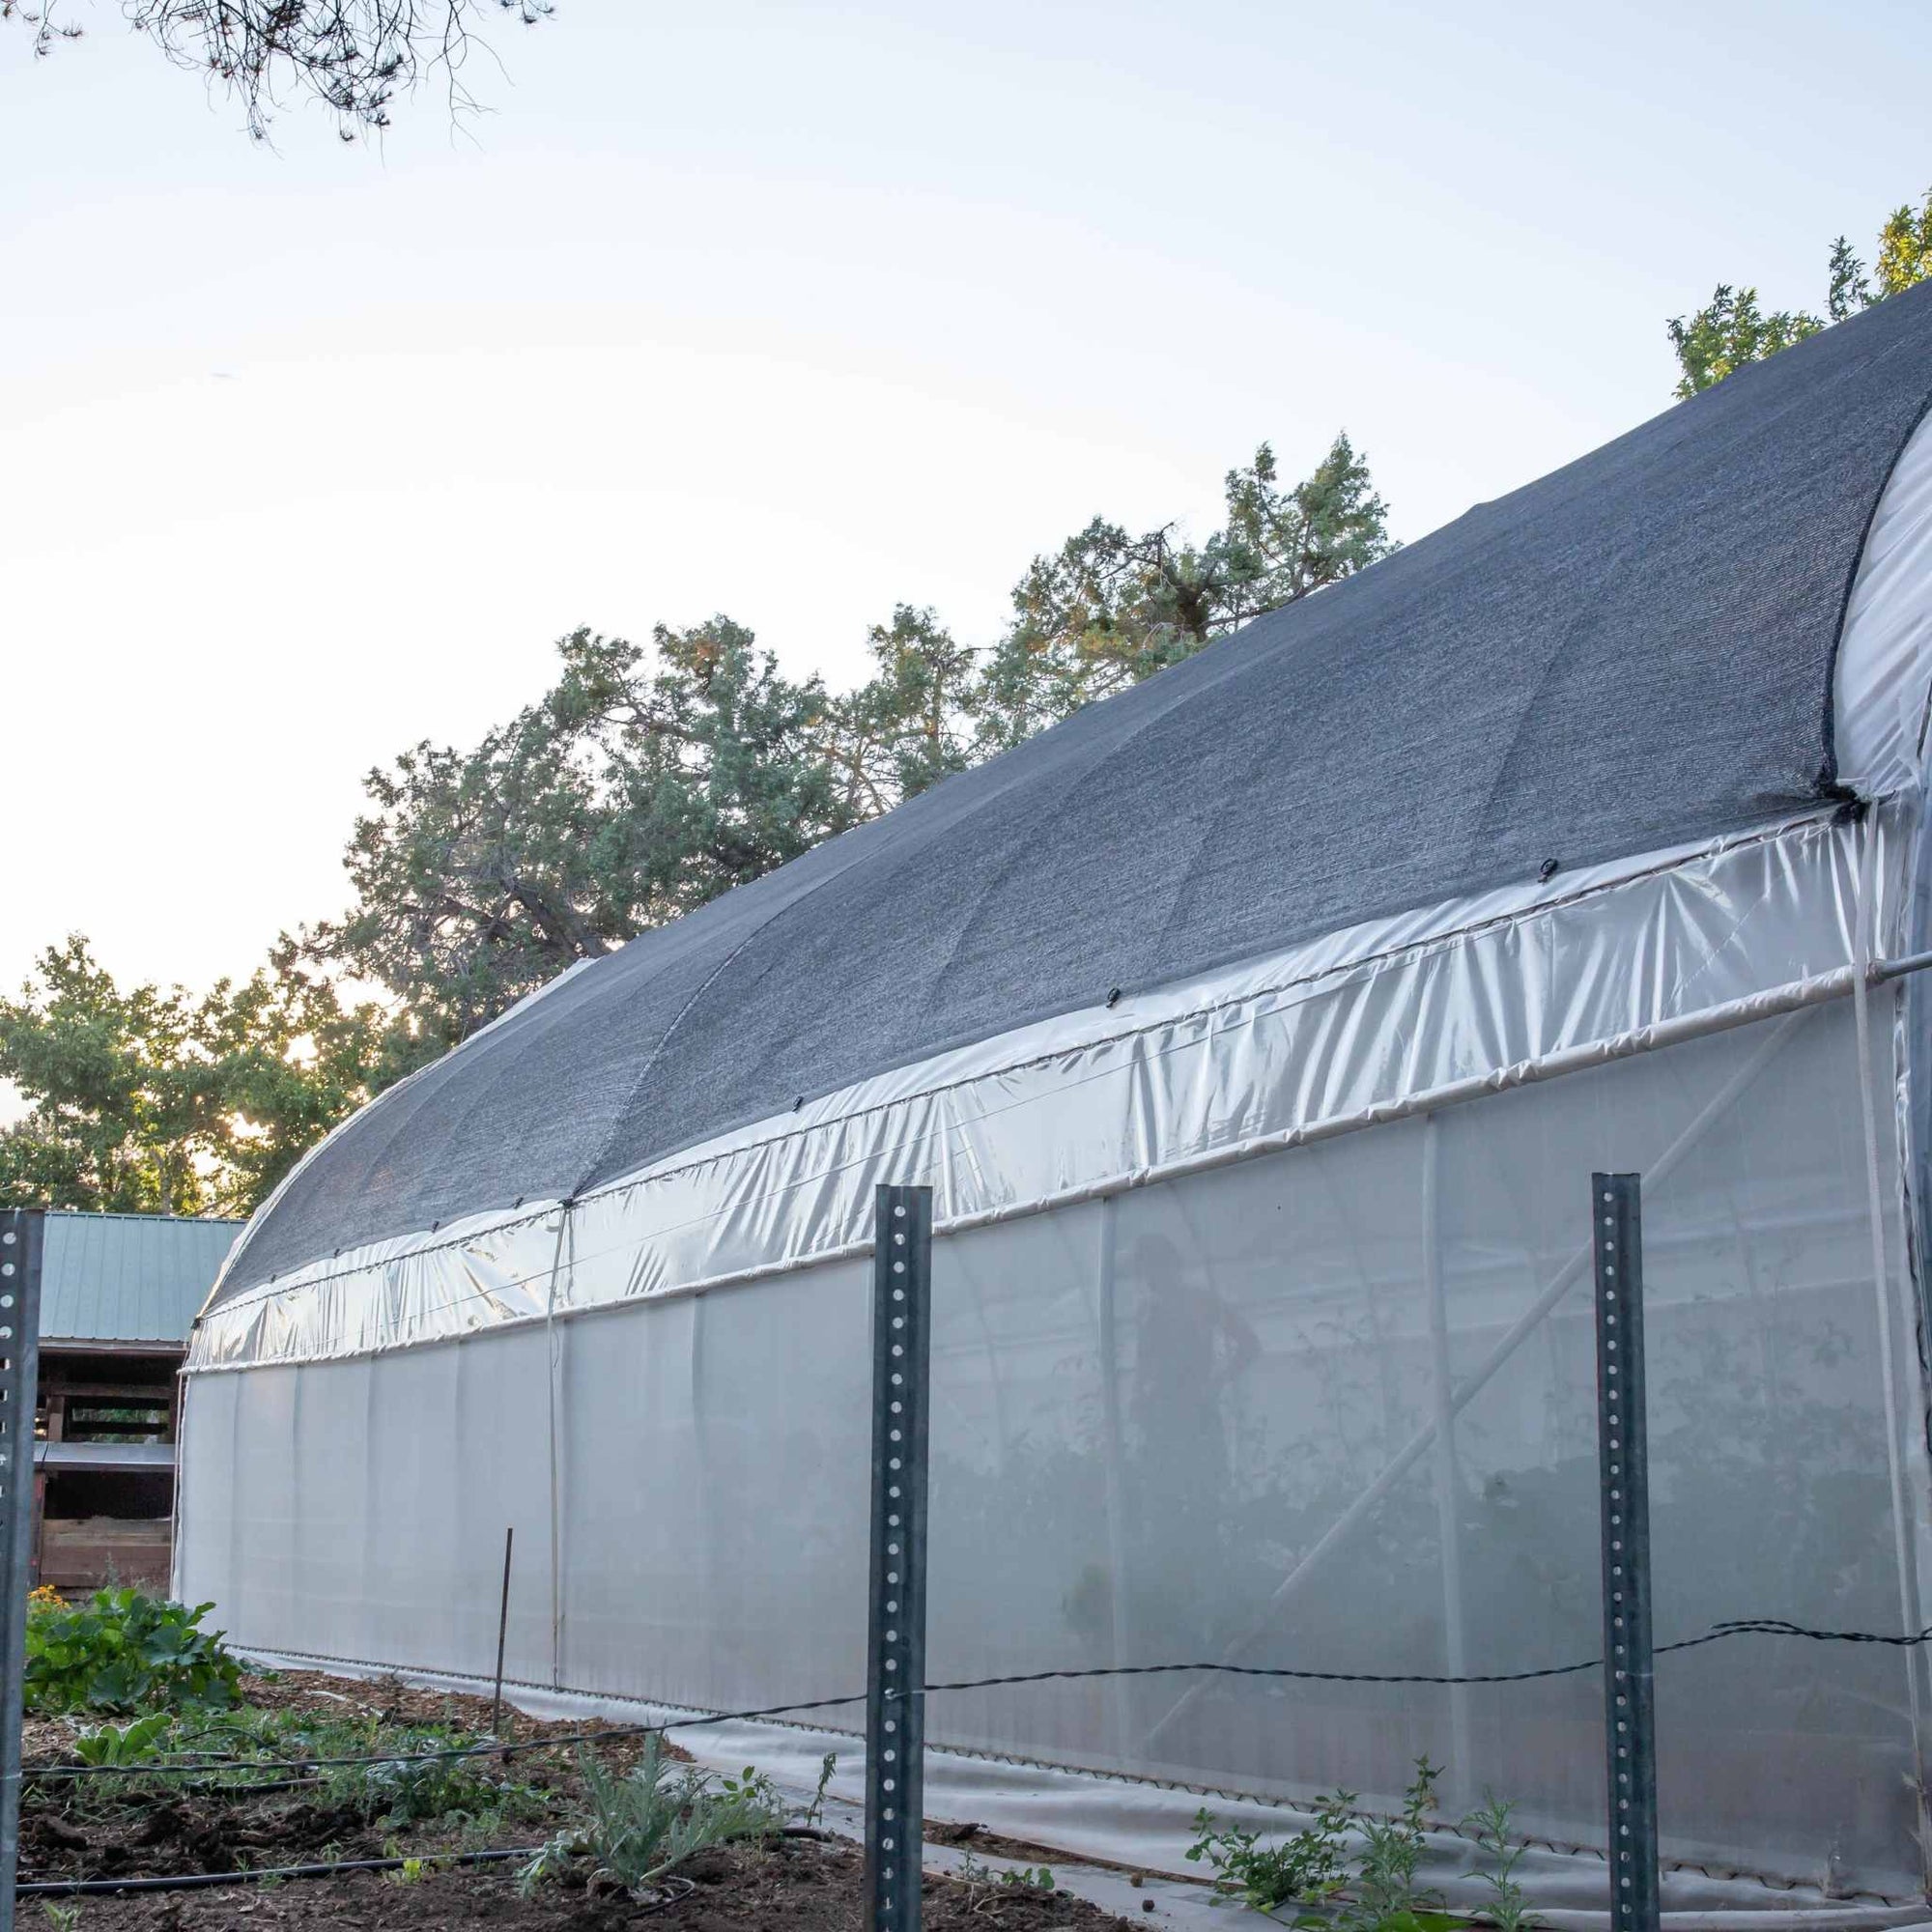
[304,435,1394,1049]
[1668,187,1932,398]
[974,434,1393,749]
[0,936,413,1216]
[1665,287,1823,402]
[304,620,849,1044]
[2,0,549,139]
[821,605,980,817]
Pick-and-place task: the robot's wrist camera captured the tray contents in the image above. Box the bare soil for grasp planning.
[20,1672,1135,1931]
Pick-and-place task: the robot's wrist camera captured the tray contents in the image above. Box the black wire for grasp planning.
[16,1846,542,1897]
[27,1616,1932,1785]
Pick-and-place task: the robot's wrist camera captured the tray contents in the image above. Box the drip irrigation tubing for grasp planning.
[16,1846,541,1898]
[23,1616,1932,1785]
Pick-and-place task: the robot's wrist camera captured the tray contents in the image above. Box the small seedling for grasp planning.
[1333,1757,1455,1932]
[1463,1795,1536,1932]
[801,1751,838,1830]
[1003,1864,1057,1890]
[40,1905,81,1932]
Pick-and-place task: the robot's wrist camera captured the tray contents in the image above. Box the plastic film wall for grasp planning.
[188,810,1882,1373]
[177,991,1928,1894]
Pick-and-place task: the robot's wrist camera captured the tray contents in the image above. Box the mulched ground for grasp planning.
[20,1671,1136,1930]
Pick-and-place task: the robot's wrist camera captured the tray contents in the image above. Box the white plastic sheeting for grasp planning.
[178,980,1932,1892]
[1836,409,1932,796]
[185,807,1891,1373]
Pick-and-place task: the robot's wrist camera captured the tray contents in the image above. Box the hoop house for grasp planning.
[180,285,1932,1899]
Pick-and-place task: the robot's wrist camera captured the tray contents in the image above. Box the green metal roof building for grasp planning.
[32,1209,242,1595]
[40,1211,241,1348]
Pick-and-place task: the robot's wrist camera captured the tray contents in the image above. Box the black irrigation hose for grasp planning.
[27,1616,1932,1785]
[17,1844,543,1898]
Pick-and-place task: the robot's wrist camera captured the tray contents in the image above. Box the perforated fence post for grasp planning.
[0,1208,45,1932]
[866,1184,931,1932]
[1592,1174,1659,1932]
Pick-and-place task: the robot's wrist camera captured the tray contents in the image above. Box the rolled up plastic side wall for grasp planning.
[188,810,1884,1372]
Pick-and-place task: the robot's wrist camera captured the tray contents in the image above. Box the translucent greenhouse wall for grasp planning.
[176,993,1930,1895]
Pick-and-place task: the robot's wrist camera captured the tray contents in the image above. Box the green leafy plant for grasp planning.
[23,1591,241,1717]
[800,1751,837,1830]
[72,1713,173,1766]
[1004,1865,1057,1890]
[1190,1759,1473,1931]
[331,1734,505,1826]
[1463,1795,1536,1932]
[40,1905,81,1932]
[1331,1758,1455,1932]
[1186,1789,1352,1913]
[521,1737,784,1900]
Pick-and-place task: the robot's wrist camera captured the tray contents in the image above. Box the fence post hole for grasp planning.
[1592,1173,1659,1932]
[866,1184,932,1932]
[0,1208,45,1932]
[492,1526,515,1738]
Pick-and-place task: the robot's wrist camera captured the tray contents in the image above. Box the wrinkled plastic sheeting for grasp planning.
[187,808,1888,1371]
[177,989,1930,1893]
[1835,408,1932,796]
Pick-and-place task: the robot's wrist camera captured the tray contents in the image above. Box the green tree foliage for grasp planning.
[1668,187,1932,398]
[0,936,416,1216]
[303,620,852,1048]
[975,436,1392,750]
[12,432,1392,1209]
[822,605,980,816]
[312,432,1393,1039]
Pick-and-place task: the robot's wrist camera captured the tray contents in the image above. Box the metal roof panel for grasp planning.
[38,1212,242,1346]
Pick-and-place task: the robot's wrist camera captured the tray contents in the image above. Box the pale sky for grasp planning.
[3,0,1928,1000]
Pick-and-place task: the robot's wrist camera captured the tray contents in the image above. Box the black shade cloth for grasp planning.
[217,284,1932,1299]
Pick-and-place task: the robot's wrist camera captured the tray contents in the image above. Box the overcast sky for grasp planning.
[3,0,1928,1000]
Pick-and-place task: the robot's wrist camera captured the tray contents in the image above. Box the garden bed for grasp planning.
[20,1668,1138,1930]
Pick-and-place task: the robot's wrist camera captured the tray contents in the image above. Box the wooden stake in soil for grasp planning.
[492,1526,515,1737]
[865,1185,932,1932]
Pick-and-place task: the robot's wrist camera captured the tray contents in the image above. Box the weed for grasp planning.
[956,1852,1058,1913]
[1463,1795,1536,1932]
[801,1750,838,1830]
[1004,1865,1057,1890]
[1191,1757,1475,1932]
[1185,1789,1352,1913]
[40,1905,80,1932]
[1334,1758,1455,1932]
[521,1736,784,1899]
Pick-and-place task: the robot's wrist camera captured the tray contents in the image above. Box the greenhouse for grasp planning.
[179,282,1932,1901]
